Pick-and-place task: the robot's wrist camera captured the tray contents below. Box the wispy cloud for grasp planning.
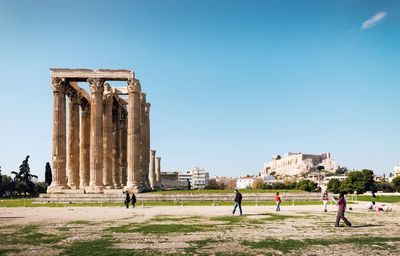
[362,12,386,30]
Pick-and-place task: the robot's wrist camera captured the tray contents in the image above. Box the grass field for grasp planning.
[0,198,324,207]
[352,194,400,203]
[145,189,304,194]
[1,206,400,255]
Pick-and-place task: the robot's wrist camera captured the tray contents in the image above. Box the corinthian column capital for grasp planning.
[127,79,141,93]
[66,86,79,104]
[88,78,105,94]
[51,78,65,93]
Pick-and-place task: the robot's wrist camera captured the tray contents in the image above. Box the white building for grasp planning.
[394,166,400,178]
[236,177,255,189]
[178,167,210,190]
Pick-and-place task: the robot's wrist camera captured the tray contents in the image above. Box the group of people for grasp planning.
[232,189,352,227]
[124,191,137,208]
[366,201,392,212]
[232,190,282,215]
[124,189,389,228]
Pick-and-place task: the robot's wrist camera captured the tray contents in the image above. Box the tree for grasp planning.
[296,180,318,192]
[327,178,341,194]
[252,178,264,189]
[335,167,348,175]
[375,181,394,193]
[271,182,285,190]
[45,162,52,186]
[11,156,38,196]
[205,179,224,189]
[340,169,376,194]
[392,177,400,192]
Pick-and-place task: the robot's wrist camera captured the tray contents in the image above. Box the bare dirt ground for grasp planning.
[1,203,400,255]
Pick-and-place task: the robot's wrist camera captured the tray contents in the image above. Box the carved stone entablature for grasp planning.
[50,68,135,82]
[51,77,65,93]
[88,78,105,94]
[127,79,141,93]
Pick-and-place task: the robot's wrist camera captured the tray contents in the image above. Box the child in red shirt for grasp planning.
[275,192,281,212]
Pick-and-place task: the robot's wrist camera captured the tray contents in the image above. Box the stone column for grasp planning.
[139,93,147,189]
[88,78,105,193]
[79,101,90,188]
[149,150,156,189]
[125,79,141,192]
[112,102,121,188]
[144,103,151,188]
[103,83,114,189]
[66,85,80,189]
[48,78,69,192]
[156,157,161,184]
[119,110,128,186]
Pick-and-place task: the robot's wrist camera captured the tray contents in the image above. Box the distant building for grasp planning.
[178,167,210,190]
[236,177,255,189]
[159,172,188,190]
[261,175,277,184]
[394,166,400,178]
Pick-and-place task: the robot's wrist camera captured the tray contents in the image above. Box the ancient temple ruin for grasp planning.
[47,68,161,193]
[258,152,339,178]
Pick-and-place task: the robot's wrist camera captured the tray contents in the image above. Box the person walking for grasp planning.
[124,191,130,209]
[322,191,329,212]
[232,189,243,215]
[334,192,352,227]
[131,192,137,208]
[275,192,281,212]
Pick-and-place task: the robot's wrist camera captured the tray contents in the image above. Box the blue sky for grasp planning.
[0,0,399,180]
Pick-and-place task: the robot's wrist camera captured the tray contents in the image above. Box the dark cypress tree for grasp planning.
[0,166,2,183]
[11,156,38,196]
[45,162,52,185]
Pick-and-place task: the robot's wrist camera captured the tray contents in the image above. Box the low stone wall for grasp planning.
[35,192,324,203]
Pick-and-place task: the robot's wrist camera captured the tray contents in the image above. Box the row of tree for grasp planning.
[206,178,319,192]
[327,169,400,194]
[0,156,52,197]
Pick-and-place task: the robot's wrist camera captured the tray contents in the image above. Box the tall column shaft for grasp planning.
[79,103,90,188]
[67,86,80,189]
[103,84,114,189]
[149,150,156,189]
[156,157,161,184]
[112,104,121,188]
[126,79,141,191]
[120,111,128,186]
[88,78,105,193]
[48,78,69,192]
[144,103,151,188]
[139,93,147,189]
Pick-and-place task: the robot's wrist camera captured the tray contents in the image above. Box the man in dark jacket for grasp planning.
[232,189,243,215]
